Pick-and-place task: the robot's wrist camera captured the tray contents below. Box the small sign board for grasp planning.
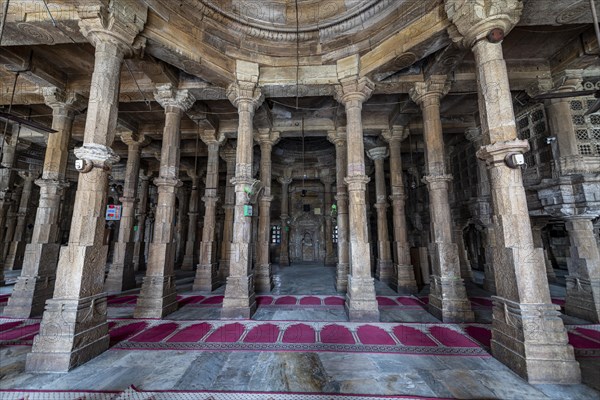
[106,205,122,221]
[244,205,253,217]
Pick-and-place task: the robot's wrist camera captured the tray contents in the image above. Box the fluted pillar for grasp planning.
[278,175,292,266]
[254,129,280,292]
[105,132,148,293]
[218,143,236,281]
[221,61,263,319]
[564,217,600,323]
[367,147,393,284]
[321,174,336,265]
[26,1,147,372]
[132,172,152,272]
[334,76,379,321]
[327,128,349,292]
[410,76,473,323]
[5,171,38,270]
[194,130,225,291]
[134,85,195,318]
[446,0,580,382]
[382,127,418,293]
[182,173,200,270]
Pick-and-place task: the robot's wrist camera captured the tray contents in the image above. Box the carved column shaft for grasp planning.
[182,175,200,270]
[5,172,37,270]
[383,128,417,293]
[278,177,292,266]
[328,130,349,292]
[255,132,278,292]
[335,77,379,321]
[25,14,143,370]
[133,174,151,271]
[218,145,236,280]
[458,10,581,380]
[411,77,473,323]
[105,133,144,292]
[195,139,222,291]
[221,75,263,319]
[321,176,336,265]
[135,87,194,319]
[564,218,600,323]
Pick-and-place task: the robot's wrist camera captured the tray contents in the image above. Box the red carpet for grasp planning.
[282,323,316,343]
[129,322,179,342]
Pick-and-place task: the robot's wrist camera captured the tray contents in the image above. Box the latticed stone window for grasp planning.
[332,225,338,244]
[516,104,551,167]
[570,98,600,156]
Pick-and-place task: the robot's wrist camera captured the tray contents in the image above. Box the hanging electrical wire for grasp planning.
[41,0,77,44]
[124,61,152,110]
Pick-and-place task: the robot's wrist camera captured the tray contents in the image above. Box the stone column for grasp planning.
[221,61,263,319]
[218,143,236,281]
[446,0,580,382]
[0,131,18,248]
[382,127,418,293]
[278,175,292,266]
[564,217,600,323]
[182,173,200,270]
[132,172,151,272]
[5,171,38,270]
[2,187,21,261]
[194,130,225,291]
[25,1,147,372]
[254,129,280,292]
[104,132,147,293]
[367,147,393,284]
[174,187,187,266]
[5,88,84,315]
[334,77,379,321]
[321,173,336,265]
[134,85,195,318]
[531,220,557,283]
[410,75,473,322]
[327,128,350,292]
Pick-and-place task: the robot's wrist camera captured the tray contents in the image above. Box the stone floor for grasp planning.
[1,264,599,399]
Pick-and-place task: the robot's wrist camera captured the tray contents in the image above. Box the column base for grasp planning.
[428,275,474,322]
[221,274,256,319]
[345,274,379,322]
[390,264,418,294]
[25,294,110,373]
[181,252,195,271]
[134,275,178,319]
[565,276,600,323]
[4,242,62,318]
[375,259,393,283]
[104,242,136,293]
[255,263,274,293]
[491,297,581,384]
[335,262,349,292]
[193,263,219,292]
[4,274,56,318]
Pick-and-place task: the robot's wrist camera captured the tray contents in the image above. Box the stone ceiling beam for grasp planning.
[0,48,67,90]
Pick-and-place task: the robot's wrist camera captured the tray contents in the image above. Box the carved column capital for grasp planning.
[327,128,347,147]
[154,84,196,111]
[382,126,409,143]
[254,129,281,147]
[278,176,293,186]
[220,142,237,163]
[367,147,389,161]
[77,1,148,55]
[74,143,120,169]
[226,81,264,111]
[334,77,374,107]
[409,75,450,107]
[200,129,226,147]
[42,88,87,115]
[444,0,523,48]
[476,139,530,166]
[121,132,150,148]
